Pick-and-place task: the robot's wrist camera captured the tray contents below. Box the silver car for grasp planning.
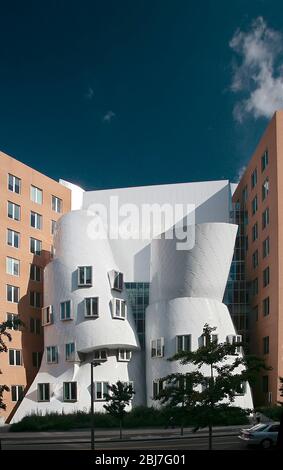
[238,422,280,449]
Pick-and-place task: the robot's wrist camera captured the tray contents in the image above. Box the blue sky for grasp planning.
[0,0,283,190]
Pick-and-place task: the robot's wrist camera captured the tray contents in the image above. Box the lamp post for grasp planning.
[90,360,101,451]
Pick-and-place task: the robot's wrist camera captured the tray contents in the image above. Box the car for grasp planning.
[238,422,280,449]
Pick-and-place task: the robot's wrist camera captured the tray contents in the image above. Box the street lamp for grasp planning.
[90,360,101,451]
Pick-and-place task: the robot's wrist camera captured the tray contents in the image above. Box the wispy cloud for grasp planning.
[229,17,283,122]
[102,110,116,123]
[85,87,94,100]
[235,165,246,182]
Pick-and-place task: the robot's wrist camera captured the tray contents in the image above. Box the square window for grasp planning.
[8,174,21,194]
[30,237,42,256]
[30,211,42,229]
[7,229,20,248]
[6,257,20,276]
[31,186,43,204]
[7,201,20,221]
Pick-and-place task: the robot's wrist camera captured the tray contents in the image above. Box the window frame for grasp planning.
[7,201,20,221]
[60,300,72,321]
[112,298,127,319]
[84,297,99,317]
[37,383,50,402]
[30,185,43,204]
[77,266,93,287]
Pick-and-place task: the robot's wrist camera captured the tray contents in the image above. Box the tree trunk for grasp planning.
[119,419,123,440]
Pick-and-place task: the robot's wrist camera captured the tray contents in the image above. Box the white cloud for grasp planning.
[102,110,116,123]
[235,165,246,182]
[85,87,94,100]
[230,17,283,122]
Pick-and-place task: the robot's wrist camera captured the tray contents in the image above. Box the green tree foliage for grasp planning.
[155,324,269,449]
[104,381,135,439]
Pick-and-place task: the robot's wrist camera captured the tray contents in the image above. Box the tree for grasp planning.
[104,381,135,439]
[155,324,269,450]
[0,319,23,411]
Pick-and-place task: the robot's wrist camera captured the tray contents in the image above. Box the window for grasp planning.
[30,264,41,282]
[32,352,42,368]
[7,201,20,220]
[252,223,258,242]
[176,335,191,353]
[78,266,92,287]
[6,257,20,276]
[65,343,75,361]
[227,334,242,353]
[153,380,164,399]
[151,338,164,358]
[263,267,270,287]
[38,383,50,402]
[6,313,20,331]
[263,237,270,258]
[251,278,258,296]
[11,385,24,402]
[262,208,269,229]
[252,250,258,269]
[262,178,269,201]
[42,306,53,325]
[7,285,19,303]
[94,382,109,401]
[63,382,77,401]
[8,174,21,194]
[242,185,248,203]
[117,349,132,362]
[112,298,127,319]
[108,270,124,291]
[31,185,43,204]
[60,300,72,320]
[263,297,270,317]
[253,305,259,322]
[262,375,269,393]
[251,168,257,188]
[9,349,22,366]
[93,350,107,361]
[252,195,258,215]
[261,150,269,172]
[30,237,42,256]
[52,195,62,213]
[7,229,20,248]
[30,291,41,308]
[200,334,218,346]
[30,211,42,229]
[84,297,99,317]
[46,346,58,363]
[51,220,57,235]
[235,381,246,396]
[30,318,41,334]
[263,336,269,354]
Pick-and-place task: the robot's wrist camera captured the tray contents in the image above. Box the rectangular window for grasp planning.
[8,174,21,194]
[78,266,92,287]
[201,333,218,346]
[153,380,164,399]
[7,201,20,220]
[263,267,270,287]
[263,297,270,317]
[30,264,41,282]
[227,334,242,353]
[30,211,42,229]
[31,185,43,204]
[32,352,42,368]
[262,375,269,393]
[7,229,20,248]
[262,178,269,201]
[46,346,58,363]
[94,382,109,401]
[112,298,127,319]
[117,349,132,362]
[114,271,124,291]
[30,237,42,256]
[263,336,269,354]
[11,385,24,402]
[7,284,19,303]
[42,306,53,325]
[60,300,72,320]
[252,195,258,215]
[93,349,107,361]
[6,257,20,276]
[252,250,258,269]
[30,291,41,308]
[251,168,257,188]
[9,349,22,366]
[30,318,41,334]
[262,208,269,229]
[38,383,50,402]
[6,313,20,331]
[263,237,270,258]
[261,150,269,172]
[151,338,165,358]
[52,195,62,213]
[84,297,99,317]
[51,220,57,235]
[252,223,258,242]
[176,334,191,353]
[63,382,77,401]
[65,343,75,361]
[252,278,258,296]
